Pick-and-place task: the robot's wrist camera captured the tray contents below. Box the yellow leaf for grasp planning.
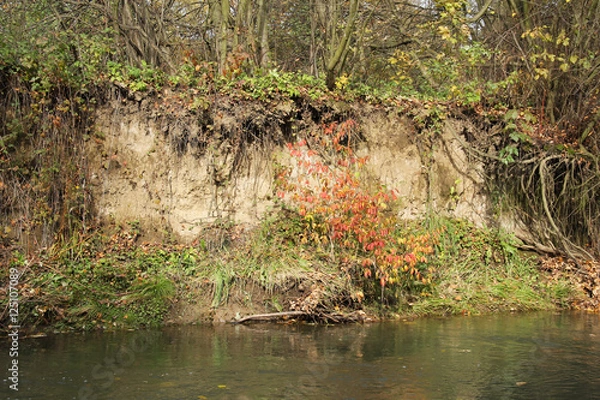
[534,68,549,79]
[218,384,227,389]
[559,63,569,72]
[438,26,452,41]
[335,74,349,90]
[570,55,578,64]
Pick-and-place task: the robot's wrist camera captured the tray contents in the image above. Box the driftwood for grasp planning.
[233,311,307,324]
[232,309,369,324]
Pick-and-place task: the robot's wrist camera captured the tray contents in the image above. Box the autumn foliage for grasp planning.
[276,120,438,296]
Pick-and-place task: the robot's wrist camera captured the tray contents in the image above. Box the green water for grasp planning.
[3,312,600,399]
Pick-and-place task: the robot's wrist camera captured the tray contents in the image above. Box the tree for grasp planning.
[477,0,600,149]
[47,0,174,71]
[324,0,361,89]
[315,0,361,90]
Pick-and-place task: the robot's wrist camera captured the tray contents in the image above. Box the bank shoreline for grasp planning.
[2,216,595,335]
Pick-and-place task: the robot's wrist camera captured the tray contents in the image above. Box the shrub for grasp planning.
[276,120,438,302]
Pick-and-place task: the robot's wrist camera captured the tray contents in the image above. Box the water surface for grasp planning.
[3,312,600,399]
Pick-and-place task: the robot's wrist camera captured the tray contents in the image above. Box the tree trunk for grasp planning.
[257,0,270,67]
[324,0,360,90]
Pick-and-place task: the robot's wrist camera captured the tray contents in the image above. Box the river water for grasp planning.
[3,312,600,399]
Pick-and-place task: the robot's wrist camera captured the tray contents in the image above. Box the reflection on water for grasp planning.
[3,312,600,399]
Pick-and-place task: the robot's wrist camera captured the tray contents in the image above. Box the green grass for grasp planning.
[192,216,321,310]
[406,217,574,316]
[2,233,187,331]
[0,213,578,333]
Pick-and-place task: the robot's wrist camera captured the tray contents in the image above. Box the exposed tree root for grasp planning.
[514,237,559,257]
[449,117,599,262]
[496,149,599,262]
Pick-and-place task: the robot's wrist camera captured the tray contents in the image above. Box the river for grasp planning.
[3,312,600,399]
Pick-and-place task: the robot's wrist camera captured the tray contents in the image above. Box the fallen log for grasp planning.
[233,311,307,324]
[232,309,370,324]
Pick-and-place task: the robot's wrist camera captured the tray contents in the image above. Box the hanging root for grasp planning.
[497,150,600,261]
